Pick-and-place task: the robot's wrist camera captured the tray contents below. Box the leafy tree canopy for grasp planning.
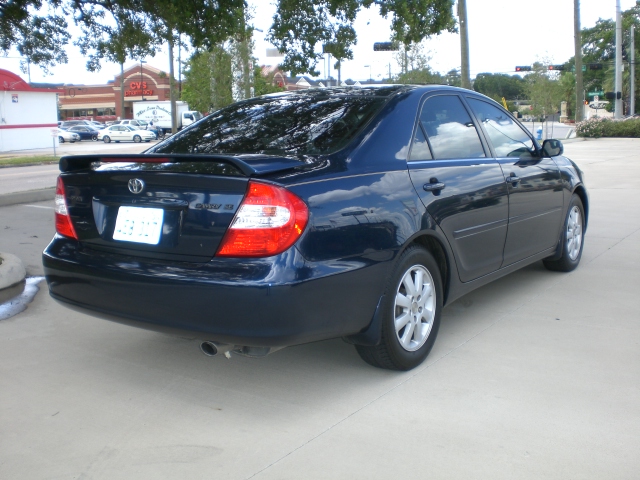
[473,73,526,101]
[268,0,456,75]
[3,0,456,76]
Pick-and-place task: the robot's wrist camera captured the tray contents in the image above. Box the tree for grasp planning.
[570,3,640,114]
[473,73,526,101]
[181,47,233,113]
[392,42,444,85]
[268,0,456,75]
[525,63,564,119]
[0,0,69,73]
[253,66,286,96]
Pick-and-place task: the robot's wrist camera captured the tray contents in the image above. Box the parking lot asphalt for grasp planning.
[0,138,639,479]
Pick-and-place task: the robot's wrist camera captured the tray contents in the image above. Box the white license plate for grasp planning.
[113,206,164,245]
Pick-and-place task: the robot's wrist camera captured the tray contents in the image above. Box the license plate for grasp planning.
[113,206,164,245]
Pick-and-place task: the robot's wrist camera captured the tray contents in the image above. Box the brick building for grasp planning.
[58,63,173,122]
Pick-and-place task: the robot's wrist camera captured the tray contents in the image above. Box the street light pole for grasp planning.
[574,0,584,122]
[364,65,372,83]
[140,60,147,101]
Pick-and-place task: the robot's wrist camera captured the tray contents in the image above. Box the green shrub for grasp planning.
[576,117,640,138]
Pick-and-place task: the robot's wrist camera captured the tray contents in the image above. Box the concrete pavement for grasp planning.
[0,138,639,479]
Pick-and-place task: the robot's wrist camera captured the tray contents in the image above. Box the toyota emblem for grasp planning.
[128,178,145,194]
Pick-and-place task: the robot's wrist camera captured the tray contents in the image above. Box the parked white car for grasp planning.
[56,128,81,143]
[98,125,156,143]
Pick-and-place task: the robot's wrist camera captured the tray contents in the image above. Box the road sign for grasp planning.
[588,91,604,96]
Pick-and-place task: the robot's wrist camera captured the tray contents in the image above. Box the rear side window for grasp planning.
[153,94,387,156]
[467,98,535,158]
[418,95,485,160]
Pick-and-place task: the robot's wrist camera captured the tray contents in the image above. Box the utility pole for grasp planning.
[615,0,623,118]
[458,0,471,90]
[631,25,636,115]
[119,62,125,120]
[574,0,584,122]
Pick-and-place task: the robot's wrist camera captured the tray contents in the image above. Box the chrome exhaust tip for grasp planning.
[200,341,233,357]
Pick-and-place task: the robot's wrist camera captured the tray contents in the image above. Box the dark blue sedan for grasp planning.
[43,86,588,370]
[65,125,100,141]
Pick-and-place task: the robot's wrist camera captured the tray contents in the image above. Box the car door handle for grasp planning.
[505,174,521,184]
[424,182,446,192]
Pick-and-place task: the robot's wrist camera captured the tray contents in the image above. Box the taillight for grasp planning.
[54,176,78,240]
[217,181,308,257]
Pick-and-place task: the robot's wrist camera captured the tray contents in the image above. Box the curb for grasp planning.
[0,187,55,208]
[0,252,27,290]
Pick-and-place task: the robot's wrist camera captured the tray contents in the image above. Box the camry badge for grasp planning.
[128,178,145,194]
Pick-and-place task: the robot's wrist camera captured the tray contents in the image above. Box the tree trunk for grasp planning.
[119,63,125,120]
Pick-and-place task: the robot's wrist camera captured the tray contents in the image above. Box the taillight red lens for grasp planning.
[54,176,78,240]
[216,181,309,257]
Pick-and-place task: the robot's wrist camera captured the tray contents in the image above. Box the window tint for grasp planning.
[153,94,387,156]
[408,126,432,161]
[467,98,535,158]
[419,95,485,160]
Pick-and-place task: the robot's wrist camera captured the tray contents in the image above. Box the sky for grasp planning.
[0,0,637,86]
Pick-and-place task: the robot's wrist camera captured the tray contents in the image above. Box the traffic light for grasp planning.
[548,65,565,71]
[588,63,604,70]
[373,42,398,51]
[515,66,532,72]
[584,100,589,105]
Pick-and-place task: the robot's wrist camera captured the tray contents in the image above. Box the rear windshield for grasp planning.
[151,94,387,156]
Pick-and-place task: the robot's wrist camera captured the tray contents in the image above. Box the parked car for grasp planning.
[55,128,80,143]
[89,121,107,129]
[66,125,100,141]
[97,125,156,143]
[111,119,149,129]
[43,86,588,370]
[60,120,95,129]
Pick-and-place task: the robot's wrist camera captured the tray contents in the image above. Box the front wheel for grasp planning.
[133,135,141,143]
[543,194,585,272]
[58,136,65,143]
[103,136,111,143]
[355,246,443,371]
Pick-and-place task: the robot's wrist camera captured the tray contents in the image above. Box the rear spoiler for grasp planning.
[59,154,306,177]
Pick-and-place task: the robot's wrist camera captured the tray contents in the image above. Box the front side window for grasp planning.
[152,93,387,156]
[467,98,535,158]
[419,95,485,160]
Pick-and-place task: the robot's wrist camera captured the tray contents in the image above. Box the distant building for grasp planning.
[58,63,174,122]
[0,68,60,153]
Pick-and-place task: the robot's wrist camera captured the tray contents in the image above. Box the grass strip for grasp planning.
[0,156,60,167]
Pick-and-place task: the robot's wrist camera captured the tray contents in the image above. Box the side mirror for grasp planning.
[541,139,564,157]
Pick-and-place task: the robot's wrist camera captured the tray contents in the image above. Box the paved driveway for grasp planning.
[0,139,639,479]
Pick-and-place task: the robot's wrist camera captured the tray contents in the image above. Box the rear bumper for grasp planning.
[43,236,389,347]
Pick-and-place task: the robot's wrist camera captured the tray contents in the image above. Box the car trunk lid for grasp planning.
[58,154,306,262]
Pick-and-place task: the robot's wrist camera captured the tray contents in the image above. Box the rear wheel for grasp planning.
[133,135,141,143]
[91,135,98,141]
[356,246,442,371]
[543,194,585,272]
[103,136,111,143]
[58,136,65,143]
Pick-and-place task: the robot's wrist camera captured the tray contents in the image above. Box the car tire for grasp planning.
[355,246,442,371]
[103,136,111,143]
[58,136,65,143]
[543,194,585,272]
[92,135,98,141]
[133,135,142,143]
